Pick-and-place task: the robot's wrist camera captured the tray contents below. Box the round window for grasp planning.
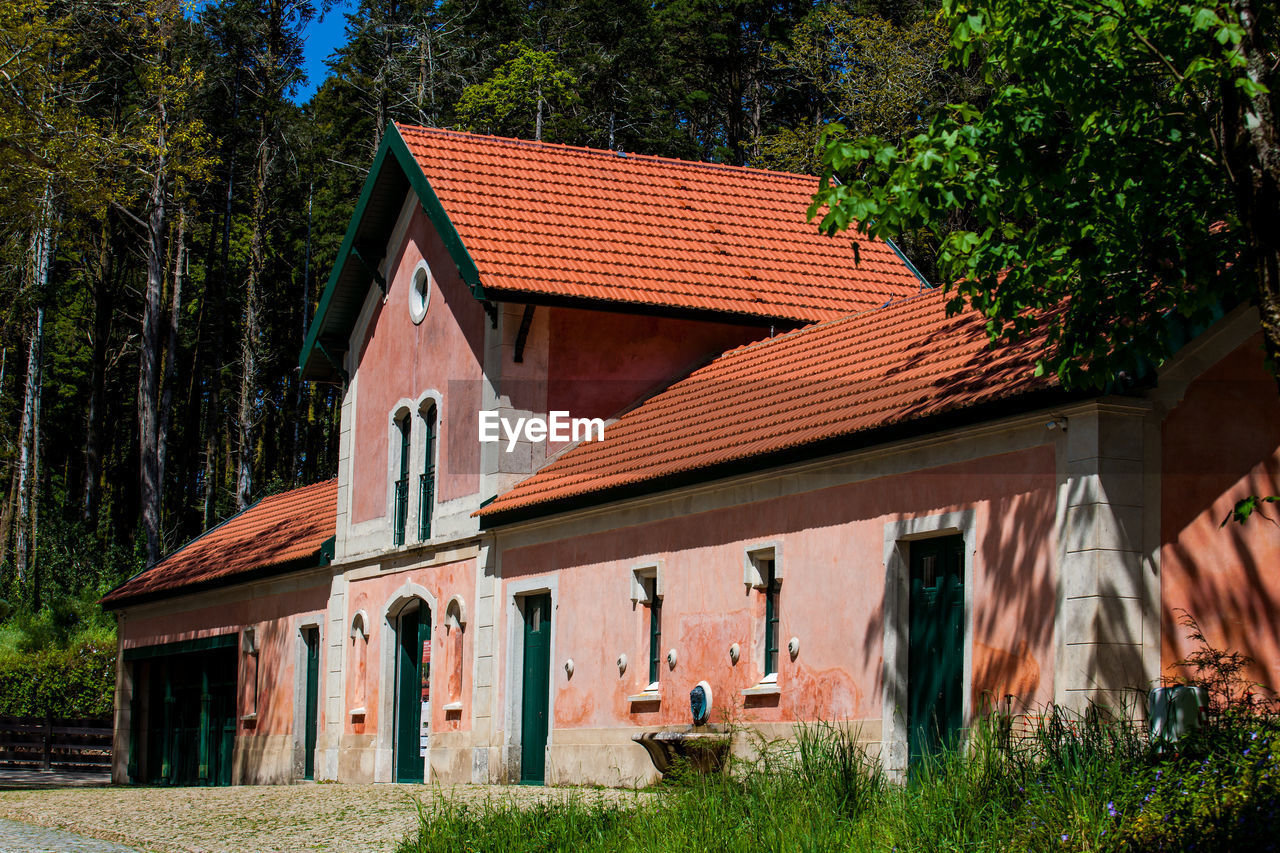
[409,260,432,324]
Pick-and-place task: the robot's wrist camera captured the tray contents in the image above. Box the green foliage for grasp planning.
[760,5,952,174]
[1167,609,1268,715]
[1220,494,1280,527]
[398,709,1280,853]
[811,0,1274,389]
[1118,719,1280,852]
[0,638,116,718]
[455,42,580,140]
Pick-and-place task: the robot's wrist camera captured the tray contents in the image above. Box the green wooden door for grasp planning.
[520,593,552,784]
[396,604,430,782]
[907,535,965,767]
[304,627,320,780]
[140,647,236,786]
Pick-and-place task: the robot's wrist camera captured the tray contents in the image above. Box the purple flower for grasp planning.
[1061,833,1069,842]
[1107,801,1117,817]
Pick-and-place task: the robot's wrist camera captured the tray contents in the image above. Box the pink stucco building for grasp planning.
[103,125,1280,787]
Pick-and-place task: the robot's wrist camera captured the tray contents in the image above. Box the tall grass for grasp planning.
[398,709,1280,853]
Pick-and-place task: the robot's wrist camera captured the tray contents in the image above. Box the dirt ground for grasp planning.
[0,782,640,853]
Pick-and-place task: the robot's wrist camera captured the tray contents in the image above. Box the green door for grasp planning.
[140,646,236,786]
[520,593,552,784]
[907,535,965,767]
[303,627,320,780]
[396,603,430,782]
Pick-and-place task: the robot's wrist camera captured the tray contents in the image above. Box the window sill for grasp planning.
[239,713,258,723]
[627,691,661,705]
[349,707,367,719]
[443,701,463,712]
[741,681,780,697]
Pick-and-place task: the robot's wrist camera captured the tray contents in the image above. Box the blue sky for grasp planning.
[295,0,355,103]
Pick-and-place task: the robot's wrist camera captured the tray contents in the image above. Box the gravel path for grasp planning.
[0,817,143,853]
[0,784,640,853]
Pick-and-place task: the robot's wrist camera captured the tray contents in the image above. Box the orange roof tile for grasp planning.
[102,479,337,607]
[396,125,923,323]
[477,293,1059,519]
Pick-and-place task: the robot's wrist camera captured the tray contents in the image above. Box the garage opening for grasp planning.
[125,635,238,786]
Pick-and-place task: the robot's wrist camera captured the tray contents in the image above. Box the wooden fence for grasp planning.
[0,716,112,772]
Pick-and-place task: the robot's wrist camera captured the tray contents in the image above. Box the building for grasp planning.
[104,125,1280,787]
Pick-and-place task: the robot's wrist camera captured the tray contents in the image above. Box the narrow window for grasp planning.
[762,558,780,677]
[393,414,410,546]
[645,576,662,687]
[418,404,437,540]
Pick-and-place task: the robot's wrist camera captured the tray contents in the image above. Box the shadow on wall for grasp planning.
[1161,338,1280,695]
[506,437,1059,725]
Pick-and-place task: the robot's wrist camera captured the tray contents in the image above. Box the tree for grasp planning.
[759,3,950,174]
[455,42,579,141]
[811,0,1278,389]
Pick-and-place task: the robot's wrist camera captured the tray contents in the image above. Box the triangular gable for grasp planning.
[301,124,929,382]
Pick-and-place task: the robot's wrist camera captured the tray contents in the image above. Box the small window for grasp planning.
[393,413,410,546]
[418,403,437,540]
[745,546,782,681]
[409,260,432,324]
[631,564,662,692]
[644,576,662,687]
[761,558,780,677]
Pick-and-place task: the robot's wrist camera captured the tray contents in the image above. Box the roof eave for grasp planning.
[101,552,327,611]
[476,385,1086,528]
[299,123,486,382]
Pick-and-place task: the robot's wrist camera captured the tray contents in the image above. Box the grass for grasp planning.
[397,709,1280,853]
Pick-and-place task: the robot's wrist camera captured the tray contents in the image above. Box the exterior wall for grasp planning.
[1160,330,1280,692]
[545,307,766,426]
[112,569,331,785]
[490,440,1060,786]
[341,197,488,558]
[331,552,478,784]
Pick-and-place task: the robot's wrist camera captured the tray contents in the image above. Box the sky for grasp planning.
[294,0,356,103]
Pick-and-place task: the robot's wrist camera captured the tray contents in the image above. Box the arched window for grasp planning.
[418,403,437,540]
[393,412,411,546]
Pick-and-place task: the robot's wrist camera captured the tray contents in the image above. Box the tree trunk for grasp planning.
[83,223,115,526]
[15,185,55,586]
[0,467,16,571]
[138,113,169,566]
[158,207,185,501]
[236,139,271,511]
[14,306,43,586]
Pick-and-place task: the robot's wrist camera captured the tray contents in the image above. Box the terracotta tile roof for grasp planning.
[102,479,337,607]
[477,292,1058,519]
[396,124,923,323]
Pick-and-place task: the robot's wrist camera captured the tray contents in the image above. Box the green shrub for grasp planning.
[399,706,1280,853]
[0,638,116,718]
[1118,717,1280,852]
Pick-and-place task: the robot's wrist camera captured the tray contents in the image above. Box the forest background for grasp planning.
[0,0,968,711]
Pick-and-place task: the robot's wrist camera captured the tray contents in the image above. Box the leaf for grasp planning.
[1220,495,1280,528]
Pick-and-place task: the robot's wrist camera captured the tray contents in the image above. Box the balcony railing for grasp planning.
[418,473,434,540]
[393,477,409,546]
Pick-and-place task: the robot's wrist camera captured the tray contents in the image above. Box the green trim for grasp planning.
[299,123,485,379]
[351,244,388,295]
[124,634,238,662]
[388,125,485,299]
[318,535,335,566]
[885,237,932,290]
[316,340,348,383]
